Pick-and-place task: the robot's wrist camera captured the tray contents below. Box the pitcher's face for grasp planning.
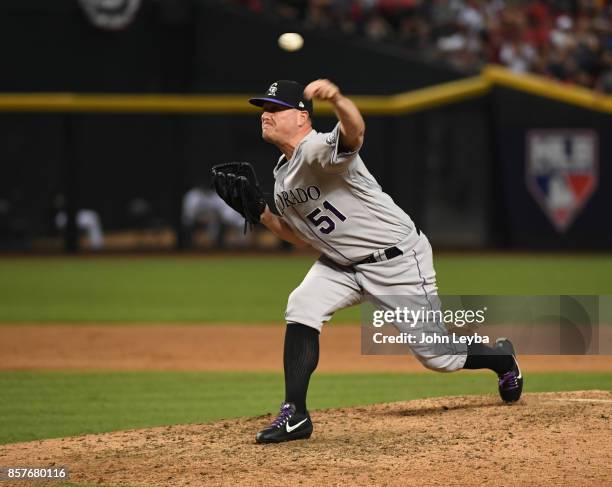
[260,102,308,145]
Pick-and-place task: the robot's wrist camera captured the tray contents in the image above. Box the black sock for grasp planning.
[283,322,319,414]
[463,343,513,375]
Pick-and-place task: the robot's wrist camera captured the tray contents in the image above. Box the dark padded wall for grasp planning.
[0,0,607,251]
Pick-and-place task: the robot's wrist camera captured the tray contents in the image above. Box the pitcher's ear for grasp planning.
[297,110,310,127]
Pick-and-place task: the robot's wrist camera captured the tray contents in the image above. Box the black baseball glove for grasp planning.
[211,162,266,230]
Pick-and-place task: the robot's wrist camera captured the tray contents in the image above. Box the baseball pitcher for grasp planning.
[211,79,523,444]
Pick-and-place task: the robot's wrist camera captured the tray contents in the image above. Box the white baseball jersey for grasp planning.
[273,123,420,266]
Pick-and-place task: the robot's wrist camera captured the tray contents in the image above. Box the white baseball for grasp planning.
[278,32,304,52]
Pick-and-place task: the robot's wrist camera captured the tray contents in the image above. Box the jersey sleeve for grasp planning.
[304,122,361,173]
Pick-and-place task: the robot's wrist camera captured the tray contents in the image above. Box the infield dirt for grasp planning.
[1,324,611,372]
[1,391,611,487]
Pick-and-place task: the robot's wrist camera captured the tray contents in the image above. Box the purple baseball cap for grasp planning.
[249,80,313,116]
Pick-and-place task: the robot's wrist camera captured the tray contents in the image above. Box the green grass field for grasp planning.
[0,255,610,323]
[1,370,610,445]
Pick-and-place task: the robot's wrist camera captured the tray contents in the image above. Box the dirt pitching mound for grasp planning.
[2,391,611,487]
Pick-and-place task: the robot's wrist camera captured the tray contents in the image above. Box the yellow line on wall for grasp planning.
[483,65,612,114]
[0,93,260,113]
[316,76,491,115]
[0,78,489,116]
[0,66,610,114]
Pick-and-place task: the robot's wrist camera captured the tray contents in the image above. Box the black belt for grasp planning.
[356,246,403,265]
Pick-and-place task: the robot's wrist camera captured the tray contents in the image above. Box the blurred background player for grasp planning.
[182,185,248,249]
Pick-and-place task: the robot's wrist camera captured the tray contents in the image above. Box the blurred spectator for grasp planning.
[224,0,612,91]
[364,12,394,41]
[499,38,538,73]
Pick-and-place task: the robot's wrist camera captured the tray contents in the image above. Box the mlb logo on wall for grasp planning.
[526,130,598,232]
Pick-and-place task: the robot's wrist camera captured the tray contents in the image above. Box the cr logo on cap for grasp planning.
[267,83,278,96]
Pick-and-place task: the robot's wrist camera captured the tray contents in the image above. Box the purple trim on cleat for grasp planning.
[270,403,294,428]
[499,371,520,390]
